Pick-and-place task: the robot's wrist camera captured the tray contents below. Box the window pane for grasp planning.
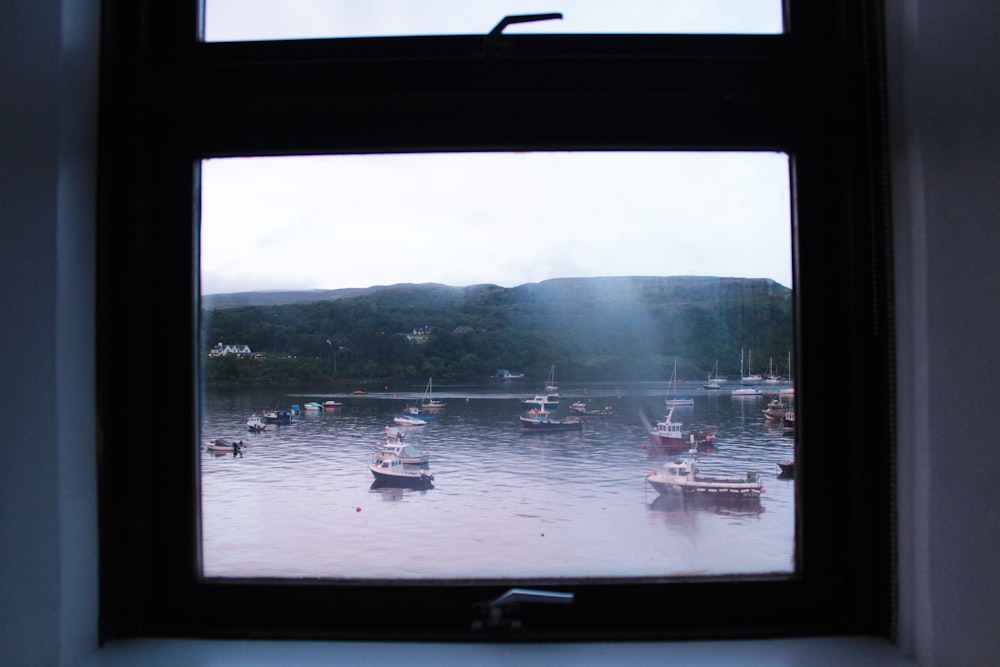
[199,152,795,581]
[203,1,783,42]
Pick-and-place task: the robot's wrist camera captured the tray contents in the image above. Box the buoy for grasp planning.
[355,506,362,512]
[761,488,766,494]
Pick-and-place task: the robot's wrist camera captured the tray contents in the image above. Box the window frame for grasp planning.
[97,0,894,642]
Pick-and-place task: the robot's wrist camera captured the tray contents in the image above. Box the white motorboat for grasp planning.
[246,414,266,432]
[393,415,427,426]
[368,455,434,488]
[373,440,430,465]
[647,451,762,497]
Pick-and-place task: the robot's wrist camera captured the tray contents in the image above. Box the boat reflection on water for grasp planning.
[648,490,764,517]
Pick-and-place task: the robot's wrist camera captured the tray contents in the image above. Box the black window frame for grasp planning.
[97,0,894,643]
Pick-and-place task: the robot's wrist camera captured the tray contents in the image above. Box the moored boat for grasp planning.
[648,405,717,449]
[303,401,323,411]
[323,400,342,408]
[262,409,292,424]
[761,398,786,421]
[647,451,762,497]
[394,414,427,426]
[246,414,266,432]
[373,440,430,465]
[568,401,615,416]
[420,377,446,412]
[368,455,434,488]
[519,409,582,431]
[777,460,795,478]
[205,438,244,456]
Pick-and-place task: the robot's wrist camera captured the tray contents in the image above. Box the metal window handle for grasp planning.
[472,587,574,632]
[489,13,564,37]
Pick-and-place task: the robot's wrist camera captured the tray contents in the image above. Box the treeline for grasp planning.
[202,276,793,386]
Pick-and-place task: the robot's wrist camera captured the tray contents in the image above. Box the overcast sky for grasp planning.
[200,152,793,295]
[204,0,782,42]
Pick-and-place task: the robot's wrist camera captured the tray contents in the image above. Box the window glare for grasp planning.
[203,1,784,42]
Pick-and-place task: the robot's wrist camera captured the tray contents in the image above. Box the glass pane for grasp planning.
[199,152,795,580]
[203,1,783,42]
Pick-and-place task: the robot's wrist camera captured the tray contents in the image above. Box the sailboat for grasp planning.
[741,348,763,384]
[703,360,723,390]
[732,348,763,396]
[522,365,560,411]
[763,356,782,384]
[664,358,695,406]
[419,377,445,412]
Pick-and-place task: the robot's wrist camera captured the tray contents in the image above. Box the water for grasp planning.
[200,382,795,580]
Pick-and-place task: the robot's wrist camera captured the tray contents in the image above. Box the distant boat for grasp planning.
[703,360,724,390]
[205,438,244,456]
[369,455,434,488]
[568,401,615,417]
[303,402,323,411]
[323,400,342,408]
[420,377,445,412]
[777,460,795,478]
[246,414,266,432]
[733,348,762,396]
[393,414,427,426]
[648,406,715,449]
[519,409,582,431]
[664,357,695,407]
[761,397,786,421]
[647,452,762,497]
[542,364,560,394]
[741,348,763,384]
[763,356,782,384]
[406,405,436,420]
[352,389,368,395]
[262,409,292,424]
[497,369,525,380]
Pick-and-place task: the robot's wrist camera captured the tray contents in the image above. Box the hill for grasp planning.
[202,276,792,385]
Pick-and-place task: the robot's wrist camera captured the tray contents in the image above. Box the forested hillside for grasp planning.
[202,276,792,386]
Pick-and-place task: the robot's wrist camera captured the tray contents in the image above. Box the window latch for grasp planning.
[471,587,574,633]
[485,13,563,56]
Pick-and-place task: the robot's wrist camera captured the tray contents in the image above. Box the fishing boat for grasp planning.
[368,455,434,488]
[373,440,430,465]
[262,409,292,424]
[647,450,762,497]
[246,414,266,432]
[664,357,695,407]
[761,397,786,421]
[648,406,716,449]
[519,409,582,431]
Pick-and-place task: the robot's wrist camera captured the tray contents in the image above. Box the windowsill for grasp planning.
[76,636,914,667]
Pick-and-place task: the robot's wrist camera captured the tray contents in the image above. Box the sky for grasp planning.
[203,0,782,42]
[200,151,793,295]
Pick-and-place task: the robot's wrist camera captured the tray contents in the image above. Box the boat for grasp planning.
[419,377,446,412]
[779,386,795,398]
[497,369,525,380]
[521,393,560,410]
[406,405,436,420]
[568,401,615,416]
[303,401,323,411]
[542,364,559,393]
[393,414,427,426]
[783,410,796,431]
[740,348,763,384]
[777,460,795,478]
[262,409,292,424]
[648,406,717,449]
[732,348,762,396]
[323,400,342,408]
[519,409,582,431]
[368,455,434,488]
[352,389,368,395]
[205,438,244,456]
[664,357,695,407]
[702,360,724,390]
[763,356,783,384]
[761,397,786,421]
[647,450,762,497]
[246,414,266,432]
[373,440,430,465]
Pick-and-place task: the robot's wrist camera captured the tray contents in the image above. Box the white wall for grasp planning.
[2,0,999,665]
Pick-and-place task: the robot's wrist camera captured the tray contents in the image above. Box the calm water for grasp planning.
[200,382,795,580]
